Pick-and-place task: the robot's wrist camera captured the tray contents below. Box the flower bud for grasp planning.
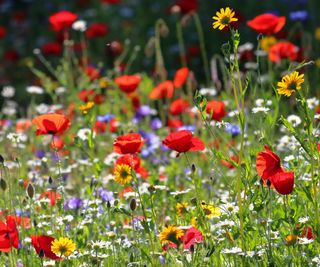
[26,183,35,199]
[130,198,137,211]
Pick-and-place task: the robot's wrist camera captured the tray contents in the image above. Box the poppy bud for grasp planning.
[0,154,4,163]
[48,176,53,184]
[190,244,195,253]
[38,248,45,258]
[191,164,196,173]
[0,178,7,191]
[107,201,111,209]
[33,219,37,227]
[266,179,272,187]
[130,198,137,211]
[27,183,35,199]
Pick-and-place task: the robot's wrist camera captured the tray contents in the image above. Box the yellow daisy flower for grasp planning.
[176,202,188,217]
[51,237,76,257]
[277,71,304,97]
[79,101,95,114]
[212,7,238,30]
[201,201,221,218]
[114,164,132,185]
[159,225,184,245]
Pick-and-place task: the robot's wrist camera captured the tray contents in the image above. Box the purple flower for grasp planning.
[64,197,83,210]
[225,124,241,136]
[150,118,162,130]
[97,114,114,123]
[97,188,114,202]
[289,10,308,21]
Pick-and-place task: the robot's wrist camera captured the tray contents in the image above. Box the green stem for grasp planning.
[192,13,210,86]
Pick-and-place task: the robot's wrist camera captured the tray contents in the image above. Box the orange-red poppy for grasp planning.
[0,216,19,252]
[149,80,174,100]
[206,101,226,121]
[247,13,286,35]
[268,42,298,63]
[163,130,204,154]
[49,11,77,32]
[169,99,189,116]
[115,75,141,94]
[113,133,144,154]
[32,114,70,136]
[173,67,189,88]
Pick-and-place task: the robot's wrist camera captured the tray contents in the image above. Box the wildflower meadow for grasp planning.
[0,1,320,266]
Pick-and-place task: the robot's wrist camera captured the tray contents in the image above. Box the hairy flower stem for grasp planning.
[155,19,167,81]
[192,13,210,86]
[230,29,245,251]
[130,155,156,266]
[176,19,187,67]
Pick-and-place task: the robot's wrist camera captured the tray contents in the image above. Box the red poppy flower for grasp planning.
[41,42,62,56]
[247,13,286,35]
[94,121,107,134]
[6,215,30,229]
[270,170,294,195]
[256,146,281,180]
[3,49,19,62]
[167,119,184,130]
[182,227,203,249]
[163,130,204,154]
[86,23,108,38]
[175,0,198,13]
[115,75,141,94]
[149,80,174,100]
[85,66,101,81]
[173,67,189,88]
[110,118,119,133]
[256,146,294,195]
[32,114,70,136]
[268,42,299,63]
[0,26,6,39]
[130,95,141,111]
[169,99,189,116]
[39,191,62,206]
[78,89,104,104]
[113,133,144,154]
[31,235,61,260]
[49,11,77,32]
[206,101,226,121]
[0,216,19,252]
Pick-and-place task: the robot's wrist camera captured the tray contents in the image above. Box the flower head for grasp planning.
[79,101,95,114]
[31,235,60,260]
[51,237,76,257]
[247,13,286,35]
[212,7,238,30]
[113,133,144,154]
[114,164,133,185]
[162,130,205,154]
[159,225,184,245]
[32,114,70,136]
[176,202,188,217]
[277,71,304,97]
[201,201,221,218]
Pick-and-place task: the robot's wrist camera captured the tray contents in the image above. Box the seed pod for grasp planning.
[130,198,137,211]
[0,178,7,191]
[26,183,35,199]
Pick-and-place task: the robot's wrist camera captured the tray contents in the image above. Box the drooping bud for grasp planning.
[0,178,7,191]
[26,183,35,199]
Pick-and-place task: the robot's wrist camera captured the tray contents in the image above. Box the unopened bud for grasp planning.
[0,155,4,164]
[191,164,196,173]
[26,183,35,199]
[130,198,137,211]
[48,176,53,184]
